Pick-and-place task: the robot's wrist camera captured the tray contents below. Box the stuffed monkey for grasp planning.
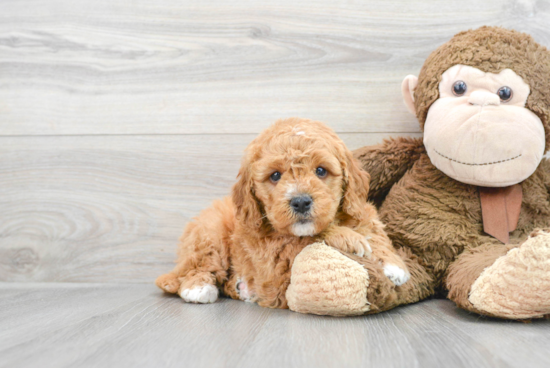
[352,26,550,319]
[288,26,550,320]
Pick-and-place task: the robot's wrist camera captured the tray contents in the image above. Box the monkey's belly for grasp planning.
[379,163,483,282]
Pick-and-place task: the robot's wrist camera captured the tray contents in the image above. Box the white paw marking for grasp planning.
[236,278,253,302]
[292,221,316,237]
[179,284,218,304]
[383,264,410,286]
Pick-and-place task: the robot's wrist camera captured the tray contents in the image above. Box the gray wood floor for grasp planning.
[2,2,550,367]
[1,283,549,368]
[2,0,550,283]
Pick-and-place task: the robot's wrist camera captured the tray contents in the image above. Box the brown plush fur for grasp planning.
[354,137,425,206]
[286,241,434,316]
[156,118,405,309]
[354,27,550,319]
[357,140,550,318]
[446,243,514,316]
[346,246,435,314]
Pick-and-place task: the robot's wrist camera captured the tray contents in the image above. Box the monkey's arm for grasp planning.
[353,136,425,206]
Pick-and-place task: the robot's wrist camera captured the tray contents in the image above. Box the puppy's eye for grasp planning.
[270,171,281,183]
[452,81,467,96]
[497,86,513,102]
[315,167,328,178]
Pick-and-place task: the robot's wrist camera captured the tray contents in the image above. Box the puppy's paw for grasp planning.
[236,278,254,302]
[179,284,219,304]
[383,264,410,286]
[324,228,372,258]
[155,273,181,294]
[352,236,373,257]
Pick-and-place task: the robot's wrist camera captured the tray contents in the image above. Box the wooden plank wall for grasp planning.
[1,0,549,283]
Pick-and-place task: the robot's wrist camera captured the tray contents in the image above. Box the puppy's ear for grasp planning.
[341,151,370,220]
[232,160,264,230]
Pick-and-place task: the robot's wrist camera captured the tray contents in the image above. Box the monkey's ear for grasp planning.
[401,75,418,115]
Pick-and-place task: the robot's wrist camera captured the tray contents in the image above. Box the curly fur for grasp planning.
[156,118,405,308]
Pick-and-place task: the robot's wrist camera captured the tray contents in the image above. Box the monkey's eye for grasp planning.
[270,171,281,183]
[497,86,513,102]
[452,81,467,96]
[315,167,328,178]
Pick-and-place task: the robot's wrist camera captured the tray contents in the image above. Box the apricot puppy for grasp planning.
[156,118,408,308]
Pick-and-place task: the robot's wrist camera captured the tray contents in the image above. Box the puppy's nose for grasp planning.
[290,195,313,214]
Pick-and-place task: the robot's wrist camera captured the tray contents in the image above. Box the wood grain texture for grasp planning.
[2,0,550,283]
[0,132,419,283]
[0,283,549,368]
[0,0,549,135]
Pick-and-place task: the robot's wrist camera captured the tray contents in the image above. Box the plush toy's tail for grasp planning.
[353,137,425,206]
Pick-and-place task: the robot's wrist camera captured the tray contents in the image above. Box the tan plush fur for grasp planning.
[287,241,435,316]
[469,230,550,319]
[354,27,550,320]
[156,118,405,309]
[286,242,371,316]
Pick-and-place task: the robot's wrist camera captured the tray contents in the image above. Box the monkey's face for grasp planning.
[404,65,545,187]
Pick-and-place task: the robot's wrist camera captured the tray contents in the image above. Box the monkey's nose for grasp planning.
[290,195,313,214]
[468,91,500,106]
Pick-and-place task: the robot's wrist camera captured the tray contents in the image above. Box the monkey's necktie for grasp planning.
[479,184,522,244]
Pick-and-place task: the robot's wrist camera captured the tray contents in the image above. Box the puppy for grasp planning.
[156,118,409,308]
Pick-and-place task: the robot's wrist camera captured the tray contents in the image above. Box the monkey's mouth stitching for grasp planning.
[434,149,522,166]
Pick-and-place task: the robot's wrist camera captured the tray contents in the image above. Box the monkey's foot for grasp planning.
[286,242,371,316]
[469,230,550,319]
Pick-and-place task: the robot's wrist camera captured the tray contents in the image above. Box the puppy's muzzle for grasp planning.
[290,195,313,214]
